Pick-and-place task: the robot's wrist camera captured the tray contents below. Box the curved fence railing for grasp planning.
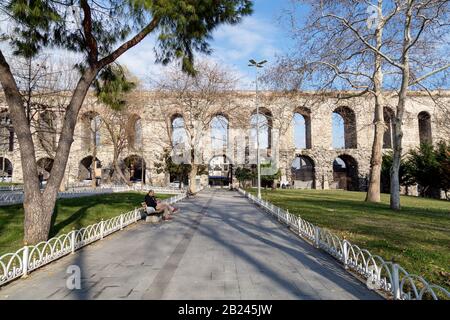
[0,192,186,287]
[238,189,450,300]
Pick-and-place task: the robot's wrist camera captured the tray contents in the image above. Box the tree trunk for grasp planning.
[366,121,384,203]
[113,149,130,186]
[91,143,97,188]
[390,1,412,211]
[366,0,385,203]
[24,69,98,243]
[22,185,51,244]
[189,164,198,194]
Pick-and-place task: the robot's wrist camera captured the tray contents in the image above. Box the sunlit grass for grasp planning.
[248,188,450,290]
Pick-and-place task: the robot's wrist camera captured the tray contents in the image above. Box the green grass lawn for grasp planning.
[0,192,171,256]
[249,188,450,290]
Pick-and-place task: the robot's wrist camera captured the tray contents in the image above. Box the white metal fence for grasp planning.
[104,184,185,194]
[0,185,184,206]
[0,192,186,287]
[0,186,24,192]
[0,188,114,206]
[238,189,450,300]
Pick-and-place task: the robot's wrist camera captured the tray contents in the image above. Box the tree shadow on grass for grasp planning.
[49,204,92,238]
[48,192,150,239]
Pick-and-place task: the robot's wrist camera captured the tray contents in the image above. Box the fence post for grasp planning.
[120,214,124,230]
[314,226,320,248]
[392,263,401,300]
[100,219,104,240]
[343,239,349,269]
[135,208,139,223]
[286,210,289,224]
[71,228,76,254]
[277,208,281,221]
[297,218,302,236]
[22,244,29,278]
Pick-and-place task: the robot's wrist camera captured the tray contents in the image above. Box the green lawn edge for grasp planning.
[0,192,171,256]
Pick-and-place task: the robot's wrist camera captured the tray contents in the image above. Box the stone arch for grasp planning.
[37,157,54,182]
[171,114,187,147]
[0,157,13,182]
[250,107,272,149]
[291,155,315,189]
[122,155,146,184]
[210,114,229,150]
[78,156,102,182]
[333,106,357,149]
[128,114,143,150]
[383,107,395,149]
[332,154,359,191]
[418,111,432,145]
[293,107,312,149]
[38,110,57,153]
[0,111,14,152]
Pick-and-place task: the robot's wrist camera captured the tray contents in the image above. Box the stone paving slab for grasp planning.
[0,190,380,300]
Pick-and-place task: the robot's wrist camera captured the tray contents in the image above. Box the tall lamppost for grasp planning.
[248,59,267,199]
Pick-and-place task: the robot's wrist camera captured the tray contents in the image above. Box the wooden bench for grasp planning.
[141,202,165,223]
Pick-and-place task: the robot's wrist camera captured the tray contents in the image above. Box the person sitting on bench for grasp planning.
[144,190,179,221]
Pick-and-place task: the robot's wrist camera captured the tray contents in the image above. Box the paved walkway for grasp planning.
[0,190,379,300]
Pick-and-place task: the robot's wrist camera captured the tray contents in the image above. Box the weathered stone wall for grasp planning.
[0,91,448,191]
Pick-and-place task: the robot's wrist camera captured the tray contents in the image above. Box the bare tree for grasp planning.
[152,61,239,193]
[266,0,450,209]
[93,64,138,186]
[264,0,394,202]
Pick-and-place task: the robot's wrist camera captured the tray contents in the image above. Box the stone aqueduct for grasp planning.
[0,91,448,192]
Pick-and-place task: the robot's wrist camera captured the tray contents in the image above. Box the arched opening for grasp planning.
[123,155,146,184]
[291,155,315,189]
[333,106,357,149]
[128,115,143,150]
[208,155,232,187]
[38,111,57,153]
[383,107,395,149]
[250,108,272,150]
[418,111,432,145]
[332,155,359,191]
[78,156,102,183]
[171,115,188,147]
[211,115,229,150]
[0,112,14,152]
[0,157,13,182]
[37,157,54,184]
[293,108,311,149]
[81,112,102,150]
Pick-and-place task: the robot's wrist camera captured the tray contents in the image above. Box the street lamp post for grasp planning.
[248,59,267,199]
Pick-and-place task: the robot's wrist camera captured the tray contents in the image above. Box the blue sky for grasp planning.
[119,0,296,89]
[0,0,301,89]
